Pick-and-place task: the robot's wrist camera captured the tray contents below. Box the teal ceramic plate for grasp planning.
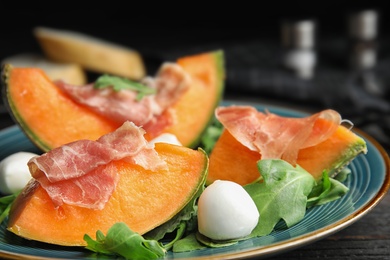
[0,101,389,259]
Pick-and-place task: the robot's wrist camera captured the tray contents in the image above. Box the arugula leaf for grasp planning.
[199,117,223,154]
[94,74,156,101]
[0,192,20,224]
[334,167,351,182]
[307,170,332,208]
[307,170,349,208]
[160,221,187,251]
[195,232,239,248]
[144,175,205,242]
[244,159,316,237]
[172,233,206,252]
[84,222,166,260]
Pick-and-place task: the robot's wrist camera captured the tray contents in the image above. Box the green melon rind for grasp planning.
[188,50,226,149]
[1,64,51,152]
[145,147,209,240]
[328,136,368,177]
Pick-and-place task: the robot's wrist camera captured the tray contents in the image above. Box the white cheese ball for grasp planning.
[0,152,38,194]
[197,180,259,240]
[148,133,182,146]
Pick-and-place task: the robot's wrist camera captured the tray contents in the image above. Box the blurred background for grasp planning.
[1,1,389,150]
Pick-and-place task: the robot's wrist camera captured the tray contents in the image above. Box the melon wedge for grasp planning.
[165,51,225,147]
[7,143,208,246]
[1,50,225,152]
[208,119,367,185]
[2,64,118,151]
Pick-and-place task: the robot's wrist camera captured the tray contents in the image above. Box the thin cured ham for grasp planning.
[55,62,190,128]
[215,105,341,165]
[28,121,167,210]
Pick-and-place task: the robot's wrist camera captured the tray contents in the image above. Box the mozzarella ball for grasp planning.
[149,133,182,146]
[197,180,259,240]
[0,152,39,194]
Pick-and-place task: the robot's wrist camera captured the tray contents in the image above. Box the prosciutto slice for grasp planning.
[28,121,167,210]
[55,62,190,128]
[215,105,341,165]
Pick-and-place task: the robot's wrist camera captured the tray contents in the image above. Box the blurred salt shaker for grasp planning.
[348,9,378,71]
[348,9,383,95]
[281,19,317,79]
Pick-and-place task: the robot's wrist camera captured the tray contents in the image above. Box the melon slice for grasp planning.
[208,115,367,185]
[2,64,118,151]
[165,51,225,147]
[7,143,208,246]
[1,50,225,152]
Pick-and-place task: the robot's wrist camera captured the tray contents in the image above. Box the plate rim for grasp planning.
[0,102,389,260]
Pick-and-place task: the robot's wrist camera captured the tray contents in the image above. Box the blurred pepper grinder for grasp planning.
[281,19,317,80]
[348,9,383,95]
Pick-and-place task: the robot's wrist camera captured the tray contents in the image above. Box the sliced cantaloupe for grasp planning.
[164,50,225,148]
[207,130,261,186]
[1,50,225,152]
[297,123,367,179]
[1,64,119,151]
[207,120,367,185]
[7,143,208,246]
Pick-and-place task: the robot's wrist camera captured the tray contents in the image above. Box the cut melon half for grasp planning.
[7,143,208,246]
[165,50,225,147]
[208,118,368,185]
[1,50,225,152]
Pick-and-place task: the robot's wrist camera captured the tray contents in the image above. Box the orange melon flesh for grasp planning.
[7,143,208,246]
[208,120,367,185]
[2,50,224,152]
[164,51,225,147]
[3,65,119,151]
[208,129,261,186]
